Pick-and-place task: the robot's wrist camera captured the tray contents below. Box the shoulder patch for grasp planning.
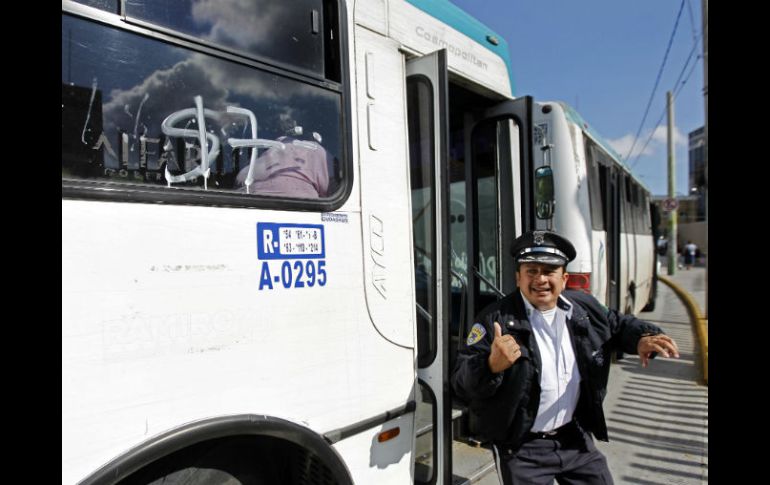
[466,323,487,346]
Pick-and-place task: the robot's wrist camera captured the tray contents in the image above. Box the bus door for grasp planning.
[407,53,533,480]
[447,96,533,440]
[406,50,452,485]
[448,96,535,340]
[469,97,535,308]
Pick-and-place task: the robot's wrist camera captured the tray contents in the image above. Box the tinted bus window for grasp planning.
[62,14,345,201]
[584,138,605,231]
[125,0,326,79]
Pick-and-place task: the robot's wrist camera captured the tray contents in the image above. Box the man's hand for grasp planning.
[637,334,680,368]
[488,322,522,373]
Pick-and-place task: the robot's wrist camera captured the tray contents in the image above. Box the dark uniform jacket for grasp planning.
[451,289,662,450]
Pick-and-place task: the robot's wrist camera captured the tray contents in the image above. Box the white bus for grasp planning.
[530,101,657,314]
[62,0,539,484]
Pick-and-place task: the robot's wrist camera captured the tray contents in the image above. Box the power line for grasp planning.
[628,38,701,170]
[685,0,699,44]
[672,39,701,96]
[623,0,686,162]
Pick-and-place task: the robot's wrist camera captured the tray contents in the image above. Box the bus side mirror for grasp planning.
[534,166,555,219]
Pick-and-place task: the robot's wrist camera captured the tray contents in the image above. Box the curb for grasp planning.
[658,275,708,385]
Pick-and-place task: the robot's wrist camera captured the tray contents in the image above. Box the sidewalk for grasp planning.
[595,266,708,484]
[666,264,707,319]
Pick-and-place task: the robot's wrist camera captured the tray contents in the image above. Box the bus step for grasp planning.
[415,405,466,437]
[451,439,496,485]
[414,439,496,485]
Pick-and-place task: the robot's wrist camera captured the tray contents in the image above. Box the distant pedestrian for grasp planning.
[684,240,698,270]
[452,230,680,485]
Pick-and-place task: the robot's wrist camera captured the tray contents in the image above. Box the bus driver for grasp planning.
[452,230,680,485]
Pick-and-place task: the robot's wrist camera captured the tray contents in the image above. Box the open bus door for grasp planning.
[472,96,535,299]
[450,97,533,439]
[406,50,452,485]
[455,95,535,352]
[407,51,534,480]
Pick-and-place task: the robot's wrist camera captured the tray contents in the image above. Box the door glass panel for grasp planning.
[449,125,467,340]
[472,120,501,298]
[413,382,436,484]
[407,76,436,368]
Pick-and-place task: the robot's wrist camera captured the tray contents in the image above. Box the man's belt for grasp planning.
[526,420,577,440]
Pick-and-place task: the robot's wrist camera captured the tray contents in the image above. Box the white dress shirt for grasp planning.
[521,292,582,432]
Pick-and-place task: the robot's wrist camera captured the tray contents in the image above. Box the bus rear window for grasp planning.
[62,13,345,202]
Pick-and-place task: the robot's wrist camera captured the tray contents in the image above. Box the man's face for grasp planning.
[516,262,569,310]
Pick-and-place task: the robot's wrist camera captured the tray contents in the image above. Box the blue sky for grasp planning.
[449,0,705,196]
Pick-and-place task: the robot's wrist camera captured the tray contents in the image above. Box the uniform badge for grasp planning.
[533,231,545,245]
[466,323,486,346]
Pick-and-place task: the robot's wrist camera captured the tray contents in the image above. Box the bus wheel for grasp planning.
[641,298,656,312]
[119,435,340,485]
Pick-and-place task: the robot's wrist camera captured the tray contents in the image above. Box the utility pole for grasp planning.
[667,91,677,275]
[702,0,708,317]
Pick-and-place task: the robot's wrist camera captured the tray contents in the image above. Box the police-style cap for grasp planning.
[511,230,576,266]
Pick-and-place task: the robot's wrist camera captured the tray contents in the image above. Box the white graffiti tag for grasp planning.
[161,96,221,189]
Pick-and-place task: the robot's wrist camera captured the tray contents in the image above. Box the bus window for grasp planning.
[624,176,635,234]
[124,0,327,80]
[62,7,346,205]
[584,138,606,231]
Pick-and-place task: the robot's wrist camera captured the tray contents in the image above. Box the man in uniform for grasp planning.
[452,230,679,485]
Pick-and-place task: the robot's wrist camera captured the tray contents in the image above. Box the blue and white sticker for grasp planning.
[258,223,325,259]
[466,323,487,346]
[257,223,327,290]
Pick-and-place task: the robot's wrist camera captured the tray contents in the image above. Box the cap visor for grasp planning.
[517,254,567,266]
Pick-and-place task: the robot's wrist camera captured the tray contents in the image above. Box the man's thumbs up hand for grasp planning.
[488,321,522,373]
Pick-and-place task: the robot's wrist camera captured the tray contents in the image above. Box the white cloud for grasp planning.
[608,125,687,161]
[651,125,686,147]
[607,133,653,160]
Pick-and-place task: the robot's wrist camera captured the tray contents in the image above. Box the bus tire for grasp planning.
[641,298,656,312]
[120,435,336,485]
[81,415,353,485]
